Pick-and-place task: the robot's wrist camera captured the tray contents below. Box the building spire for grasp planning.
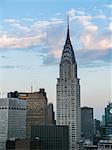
[62,15,76,64]
[66,14,71,44]
[67,14,69,33]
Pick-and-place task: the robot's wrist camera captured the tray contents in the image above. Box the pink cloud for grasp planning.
[0,33,46,48]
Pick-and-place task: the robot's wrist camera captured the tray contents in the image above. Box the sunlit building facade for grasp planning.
[56,22,81,150]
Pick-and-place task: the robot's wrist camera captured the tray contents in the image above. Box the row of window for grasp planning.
[0,107,26,110]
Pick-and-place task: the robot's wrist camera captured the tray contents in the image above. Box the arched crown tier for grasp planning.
[61,18,76,65]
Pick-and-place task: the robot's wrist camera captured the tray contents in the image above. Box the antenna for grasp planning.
[67,13,69,30]
[66,13,70,42]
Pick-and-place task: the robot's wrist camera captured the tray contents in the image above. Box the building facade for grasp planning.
[31,125,69,150]
[97,139,112,150]
[47,103,55,125]
[26,89,48,138]
[6,139,42,150]
[94,119,100,134]
[81,107,94,140]
[26,88,55,138]
[0,98,26,150]
[105,102,112,127]
[7,91,29,100]
[101,102,112,138]
[56,22,81,150]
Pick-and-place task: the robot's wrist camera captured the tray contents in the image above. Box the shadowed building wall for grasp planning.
[31,125,69,150]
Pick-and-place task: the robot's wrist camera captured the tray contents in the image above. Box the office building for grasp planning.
[101,102,112,138]
[101,115,105,126]
[105,102,112,127]
[81,107,94,140]
[0,98,26,150]
[101,126,112,138]
[27,88,55,138]
[56,20,81,150]
[94,119,100,134]
[31,125,69,150]
[47,103,55,125]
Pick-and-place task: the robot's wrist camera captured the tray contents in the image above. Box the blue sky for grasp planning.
[0,0,112,120]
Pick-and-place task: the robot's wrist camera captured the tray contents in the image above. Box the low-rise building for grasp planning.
[6,139,42,150]
[97,138,112,150]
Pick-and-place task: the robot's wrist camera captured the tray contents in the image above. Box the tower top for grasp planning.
[67,14,69,32]
[61,16,76,64]
[65,15,71,44]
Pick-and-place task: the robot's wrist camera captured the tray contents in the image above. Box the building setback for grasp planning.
[81,107,94,140]
[56,20,81,150]
[7,91,29,100]
[31,125,69,150]
[0,98,26,150]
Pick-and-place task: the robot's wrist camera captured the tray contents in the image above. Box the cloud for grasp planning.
[95,15,107,20]
[0,65,30,70]
[79,30,112,50]
[4,19,19,24]
[0,18,64,49]
[39,9,111,66]
[4,19,30,32]
[68,9,77,18]
[84,25,98,32]
[108,23,112,32]
[31,19,63,36]
[41,19,111,66]
[76,48,111,63]
[0,33,47,48]
[104,4,112,8]
[0,9,111,68]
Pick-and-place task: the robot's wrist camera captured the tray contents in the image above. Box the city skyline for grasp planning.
[0,0,111,120]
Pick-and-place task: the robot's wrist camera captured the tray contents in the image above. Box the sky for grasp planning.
[0,0,111,120]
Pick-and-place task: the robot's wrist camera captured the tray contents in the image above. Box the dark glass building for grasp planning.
[100,102,112,138]
[81,107,94,140]
[94,119,100,134]
[31,125,69,150]
[105,102,112,127]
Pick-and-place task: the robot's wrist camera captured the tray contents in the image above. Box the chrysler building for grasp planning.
[56,19,81,150]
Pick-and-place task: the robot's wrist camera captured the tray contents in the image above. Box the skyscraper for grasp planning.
[56,19,81,150]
